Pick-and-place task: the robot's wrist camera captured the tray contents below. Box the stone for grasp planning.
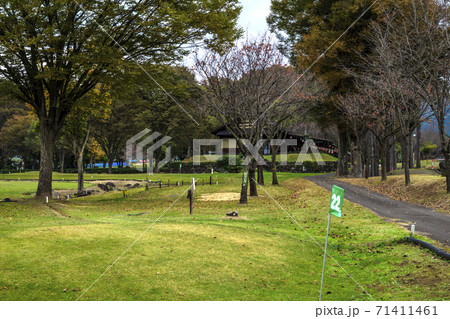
[226,211,238,217]
[97,184,109,192]
[1,198,17,202]
[105,182,116,189]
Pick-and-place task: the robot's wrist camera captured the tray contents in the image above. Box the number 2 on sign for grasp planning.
[330,194,341,212]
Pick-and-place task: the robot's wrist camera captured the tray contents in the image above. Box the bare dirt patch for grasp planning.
[198,192,241,201]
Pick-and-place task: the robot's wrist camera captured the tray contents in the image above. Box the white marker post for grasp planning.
[320,185,345,301]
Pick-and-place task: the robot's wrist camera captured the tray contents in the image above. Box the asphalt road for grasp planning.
[304,174,450,246]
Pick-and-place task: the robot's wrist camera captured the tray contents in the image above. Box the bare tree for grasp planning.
[62,85,110,195]
[367,8,433,186]
[339,80,398,181]
[194,36,322,203]
[340,3,437,185]
[377,0,449,191]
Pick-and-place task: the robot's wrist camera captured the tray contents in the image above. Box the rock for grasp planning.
[97,184,109,192]
[76,193,89,197]
[106,182,116,189]
[127,212,147,216]
[226,211,238,217]
[1,198,17,202]
[133,183,140,188]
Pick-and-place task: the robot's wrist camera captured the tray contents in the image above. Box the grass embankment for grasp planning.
[341,172,449,214]
[0,172,323,200]
[0,172,448,301]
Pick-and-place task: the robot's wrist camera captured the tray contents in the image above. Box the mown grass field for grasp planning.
[0,181,95,200]
[0,172,448,301]
[0,171,228,182]
[341,172,450,214]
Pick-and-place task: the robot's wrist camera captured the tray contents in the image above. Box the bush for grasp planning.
[216,155,243,173]
[302,161,319,172]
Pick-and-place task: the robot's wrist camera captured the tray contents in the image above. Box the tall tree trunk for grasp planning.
[379,142,388,181]
[271,145,279,185]
[337,125,350,176]
[392,137,397,170]
[401,138,406,169]
[409,134,414,169]
[77,153,84,195]
[36,127,57,197]
[437,121,450,193]
[390,136,396,171]
[373,137,379,177]
[386,143,391,174]
[350,137,363,177]
[415,124,421,169]
[257,165,264,185]
[403,135,411,186]
[364,153,370,178]
[386,136,395,172]
[76,127,90,195]
[154,148,161,174]
[59,148,65,173]
[249,159,258,197]
[239,165,249,204]
[444,155,450,194]
[108,157,113,174]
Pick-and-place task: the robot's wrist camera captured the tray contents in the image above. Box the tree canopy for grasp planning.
[0,0,242,196]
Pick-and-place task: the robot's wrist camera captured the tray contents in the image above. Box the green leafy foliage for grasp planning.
[421,141,437,159]
[0,0,243,195]
[216,155,243,173]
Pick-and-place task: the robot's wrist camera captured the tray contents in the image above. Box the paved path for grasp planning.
[304,174,450,246]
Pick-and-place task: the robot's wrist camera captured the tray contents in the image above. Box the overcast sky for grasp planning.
[183,0,273,66]
[238,0,272,37]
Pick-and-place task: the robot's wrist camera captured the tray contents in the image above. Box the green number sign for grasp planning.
[329,185,345,217]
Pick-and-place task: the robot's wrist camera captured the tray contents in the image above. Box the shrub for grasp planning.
[216,155,243,173]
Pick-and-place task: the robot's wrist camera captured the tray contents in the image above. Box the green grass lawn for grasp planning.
[0,172,448,301]
[0,181,94,199]
[0,171,242,182]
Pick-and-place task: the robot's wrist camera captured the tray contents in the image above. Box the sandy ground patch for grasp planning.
[198,192,241,201]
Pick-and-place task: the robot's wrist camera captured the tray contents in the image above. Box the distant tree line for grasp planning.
[268,0,449,192]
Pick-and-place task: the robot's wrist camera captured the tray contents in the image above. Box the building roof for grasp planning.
[211,125,336,147]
